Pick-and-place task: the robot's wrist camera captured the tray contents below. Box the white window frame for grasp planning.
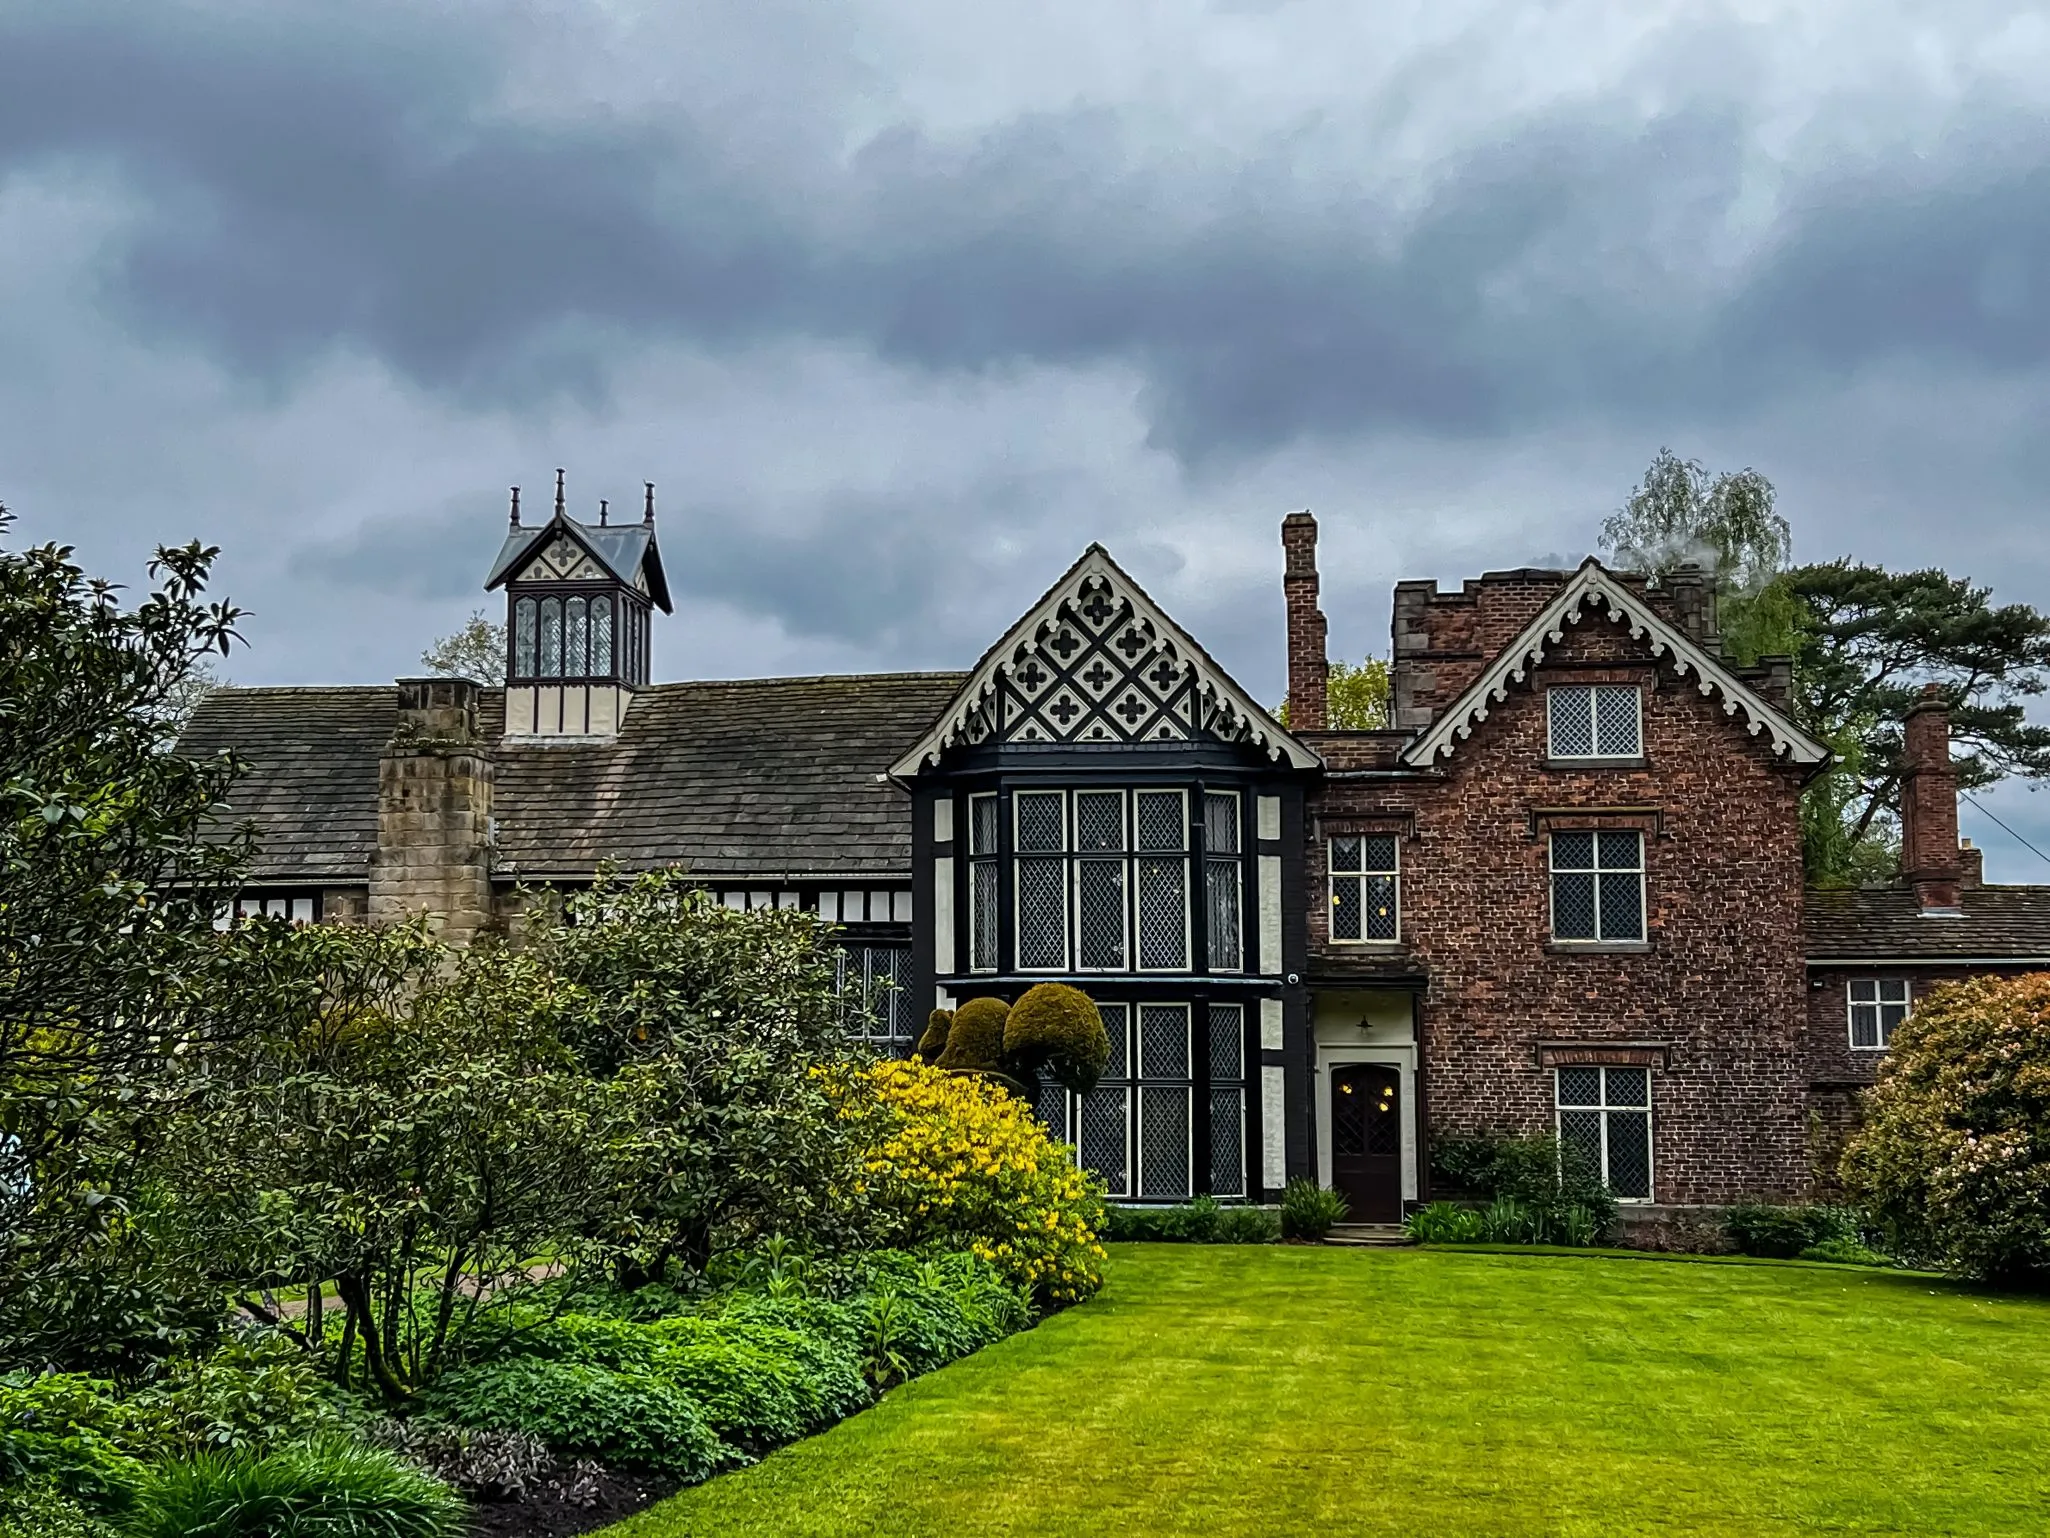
[1329,833,1401,944]
[1073,789,1130,973]
[1135,1002,1194,1201]
[1548,829,1647,944]
[1554,1066,1654,1203]
[1548,684,1643,760]
[1133,788,1192,973]
[1013,789,1070,972]
[1848,978,1912,1051]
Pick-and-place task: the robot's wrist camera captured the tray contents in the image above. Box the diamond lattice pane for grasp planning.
[1034,1079,1070,1139]
[1075,791,1124,852]
[1605,1110,1652,1198]
[1017,858,1067,969]
[970,796,999,856]
[1016,791,1065,852]
[1557,1067,1602,1107]
[1205,859,1241,971]
[1549,686,1595,755]
[1364,873,1398,941]
[1137,859,1188,968]
[1596,831,1642,871]
[1363,835,1398,873]
[1559,1109,1603,1182]
[1595,686,1642,755]
[1098,1004,1130,1079]
[1331,1075,1367,1156]
[1551,830,1595,870]
[1849,1004,1880,1049]
[1206,1004,1243,1081]
[1365,1073,1400,1156]
[1603,1067,1650,1108]
[1209,1087,1244,1197]
[1204,792,1240,854]
[1139,1087,1191,1199]
[1080,1087,1129,1195]
[970,860,999,970]
[1552,872,1597,939]
[1332,874,1362,940]
[1598,872,1643,940]
[1135,790,1185,852]
[1330,835,1362,873]
[1076,860,1127,970]
[1139,1004,1189,1079]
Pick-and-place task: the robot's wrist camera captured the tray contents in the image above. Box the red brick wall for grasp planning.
[1281,513,1328,731]
[1310,612,1812,1203]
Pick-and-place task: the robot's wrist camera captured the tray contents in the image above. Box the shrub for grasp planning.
[127,1332,350,1454]
[1431,1132,1617,1243]
[121,1439,462,1538]
[1723,1203,1855,1260]
[915,1009,953,1061]
[0,1372,154,1504]
[1798,1238,1896,1268]
[934,997,1009,1071]
[0,1480,114,1538]
[1844,973,2050,1283]
[359,1422,562,1501]
[1100,1199,1279,1244]
[1404,1202,1485,1244]
[417,1356,724,1479]
[1003,984,1111,1094]
[1279,1179,1348,1240]
[855,1059,1106,1305]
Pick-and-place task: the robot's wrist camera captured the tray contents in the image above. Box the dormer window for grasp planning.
[1548,684,1641,760]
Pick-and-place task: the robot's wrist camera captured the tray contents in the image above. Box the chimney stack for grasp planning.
[1900,684,1964,915]
[1281,511,1328,731]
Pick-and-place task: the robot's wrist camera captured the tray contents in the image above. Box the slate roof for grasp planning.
[1804,884,2050,961]
[176,673,966,883]
[484,516,672,611]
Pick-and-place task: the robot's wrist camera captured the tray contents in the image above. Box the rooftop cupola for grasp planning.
[484,471,673,739]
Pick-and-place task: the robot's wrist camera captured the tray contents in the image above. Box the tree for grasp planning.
[1600,447,1791,593]
[1277,657,1390,730]
[1843,973,2050,1282]
[419,611,506,685]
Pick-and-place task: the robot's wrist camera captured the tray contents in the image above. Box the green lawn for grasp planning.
[607,1244,2050,1537]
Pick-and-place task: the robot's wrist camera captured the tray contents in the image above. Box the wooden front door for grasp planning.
[1331,1063,1402,1224]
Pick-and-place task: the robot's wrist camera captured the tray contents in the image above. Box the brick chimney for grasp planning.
[1899,685,1963,915]
[1281,511,1328,731]
[1663,562,1719,650]
[369,677,496,945]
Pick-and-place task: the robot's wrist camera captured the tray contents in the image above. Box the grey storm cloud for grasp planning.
[5,4,2050,463]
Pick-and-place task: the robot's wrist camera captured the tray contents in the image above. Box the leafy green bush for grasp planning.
[1279,1180,1348,1240]
[0,1479,114,1538]
[1723,1203,1856,1259]
[121,1439,462,1538]
[1844,973,2050,1282]
[1100,1198,1279,1243]
[1431,1132,1617,1242]
[127,1333,349,1454]
[1003,983,1110,1094]
[915,1008,953,1061]
[1798,1238,1896,1268]
[1403,1202,1485,1243]
[0,1372,154,1504]
[934,997,1009,1071]
[418,1356,724,1479]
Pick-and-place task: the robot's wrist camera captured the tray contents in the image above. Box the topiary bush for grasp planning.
[1844,972,2050,1283]
[1279,1179,1349,1240]
[854,1059,1106,1305]
[914,1009,953,1061]
[120,1439,463,1538]
[1003,983,1111,1094]
[934,996,1009,1071]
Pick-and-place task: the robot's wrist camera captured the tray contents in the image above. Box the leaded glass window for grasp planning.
[1078,1003,1132,1196]
[1555,1065,1652,1200]
[1015,791,1068,970]
[1204,791,1242,972]
[1075,790,1128,970]
[1207,1003,1244,1198]
[1549,830,1645,942]
[837,944,913,1047]
[1848,979,1911,1050]
[1135,790,1188,970]
[590,594,613,676]
[1137,1004,1191,1199]
[968,794,998,973]
[1330,834,1399,942]
[514,598,537,677]
[1548,685,1642,759]
[564,597,587,677]
[539,596,563,678]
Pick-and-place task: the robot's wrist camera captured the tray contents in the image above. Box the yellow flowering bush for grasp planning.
[852,1060,1106,1307]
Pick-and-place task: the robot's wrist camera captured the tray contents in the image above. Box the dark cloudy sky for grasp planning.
[5,2,2050,874]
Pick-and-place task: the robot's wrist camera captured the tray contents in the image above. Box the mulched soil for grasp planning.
[466,1467,681,1538]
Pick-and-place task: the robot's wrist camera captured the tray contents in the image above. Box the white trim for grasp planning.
[1807,955,2050,967]
[1402,559,1831,769]
[1554,1065,1655,1203]
[1548,828,1646,943]
[1261,1066,1287,1189]
[1546,682,1642,759]
[1313,1045,1419,1205]
[932,856,954,975]
[1258,854,1283,975]
[889,545,1322,776]
[1847,977,1912,1051]
[1328,832,1401,944]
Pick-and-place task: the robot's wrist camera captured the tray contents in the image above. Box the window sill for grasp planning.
[1545,940,1652,955]
[1544,757,1648,771]
[1327,940,1406,950]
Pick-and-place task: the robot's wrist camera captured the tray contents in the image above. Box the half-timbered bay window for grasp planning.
[1548,684,1642,759]
[1848,979,1911,1050]
[1007,788,1193,974]
[1549,830,1645,942]
[968,793,999,973]
[1330,834,1399,942]
[1203,791,1243,972]
[1556,1066,1652,1200]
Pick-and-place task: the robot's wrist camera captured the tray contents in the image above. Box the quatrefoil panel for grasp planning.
[1075,652,1122,701]
[1073,583,1122,633]
[1009,651,1055,701]
[1040,686,1090,738]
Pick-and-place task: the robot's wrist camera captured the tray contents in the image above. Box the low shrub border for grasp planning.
[1100,1198,1280,1244]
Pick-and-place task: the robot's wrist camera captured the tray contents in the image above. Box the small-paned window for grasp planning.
[1074,790,1128,971]
[1207,1002,1245,1198]
[1556,1065,1652,1200]
[1015,790,1069,970]
[1549,830,1645,942]
[1136,1003,1192,1199]
[1330,834,1399,942]
[590,595,613,676]
[539,596,564,678]
[514,598,537,677]
[838,943,912,1047]
[968,793,999,973]
[1848,979,1911,1050]
[1548,684,1642,759]
[1075,1004,1132,1196]
[214,892,320,930]
[1135,789,1189,970]
[565,597,588,676]
[1203,791,1242,973]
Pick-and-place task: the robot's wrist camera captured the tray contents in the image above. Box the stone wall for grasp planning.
[367,677,496,946]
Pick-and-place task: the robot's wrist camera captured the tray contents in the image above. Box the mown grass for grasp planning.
[606,1243,2050,1537]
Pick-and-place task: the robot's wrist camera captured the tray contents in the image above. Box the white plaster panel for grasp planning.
[505,686,534,736]
[588,685,619,736]
[1262,1066,1287,1189]
[934,797,954,844]
[1260,997,1284,1051]
[1258,854,1283,975]
[1256,795,1282,842]
[933,857,955,974]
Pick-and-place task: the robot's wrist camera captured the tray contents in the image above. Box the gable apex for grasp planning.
[1399,557,1829,770]
[485,511,672,613]
[891,545,1321,776]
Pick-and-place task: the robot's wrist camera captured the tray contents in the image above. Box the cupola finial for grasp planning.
[643,482,655,525]
[554,468,566,519]
[509,486,521,527]
[599,498,609,527]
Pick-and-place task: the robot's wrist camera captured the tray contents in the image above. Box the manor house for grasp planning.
[180,484,2050,1226]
